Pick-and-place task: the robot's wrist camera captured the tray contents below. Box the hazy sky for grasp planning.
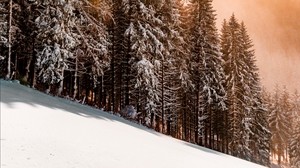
[212,0,300,92]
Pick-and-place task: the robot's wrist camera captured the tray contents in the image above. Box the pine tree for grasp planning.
[72,0,111,100]
[172,0,194,141]
[108,0,129,112]
[147,0,193,136]
[239,22,270,165]
[35,0,110,96]
[188,0,226,148]
[5,0,12,79]
[220,19,231,153]
[221,15,264,160]
[35,0,78,94]
[269,86,290,165]
[289,90,300,167]
[221,15,245,157]
[0,0,13,79]
[290,119,300,168]
[0,1,8,76]
[13,1,38,85]
[281,87,293,162]
[121,0,166,127]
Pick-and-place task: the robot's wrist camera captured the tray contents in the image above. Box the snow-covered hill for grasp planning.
[0,80,265,168]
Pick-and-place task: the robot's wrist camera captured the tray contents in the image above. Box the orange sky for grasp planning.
[212,0,300,92]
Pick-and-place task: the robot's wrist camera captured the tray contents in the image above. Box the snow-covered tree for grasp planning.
[6,0,12,79]
[71,0,111,98]
[0,2,7,46]
[221,15,268,162]
[0,0,12,79]
[221,15,245,157]
[291,90,300,130]
[153,0,192,134]
[0,2,8,75]
[35,0,110,95]
[269,86,291,165]
[121,0,166,127]
[0,0,23,79]
[239,22,270,165]
[289,90,300,167]
[290,119,300,168]
[188,0,226,148]
[35,0,78,94]
[168,0,194,141]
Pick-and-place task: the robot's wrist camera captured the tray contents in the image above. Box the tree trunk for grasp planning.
[58,67,65,96]
[24,54,33,82]
[195,91,199,144]
[73,58,78,99]
[151,112,154,128]
[161,62,165,134]
[209,106,213,149]
[30,38,36,88]
[99,75,103,108]
[6,0,12,79]
[13,52,17,79]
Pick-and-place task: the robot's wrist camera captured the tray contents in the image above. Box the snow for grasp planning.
[0,80,265,168]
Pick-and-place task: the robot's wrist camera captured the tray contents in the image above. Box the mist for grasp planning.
[213,0,300,92]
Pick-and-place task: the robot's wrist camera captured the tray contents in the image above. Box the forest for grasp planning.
[0,0,299,167]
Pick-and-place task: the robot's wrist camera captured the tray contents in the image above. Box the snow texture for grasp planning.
[0,80,265,168]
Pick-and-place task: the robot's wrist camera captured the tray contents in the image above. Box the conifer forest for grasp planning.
[0,0,299,167]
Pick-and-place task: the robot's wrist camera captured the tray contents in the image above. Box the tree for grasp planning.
[221,15,268,161]
[269,86,290,165]
[35,0,110,96]
[13,0,38,86]
[6,0,12,79]
[35,0,78,94]
[0,1,8,76]
[221,15,246,157]
[188,0,226,148]
[0,0,13,79]
[72,0,111,100]
[289,90,300,167]
[239,22,270,165]
[121,0,166,127]
[290,119,300,168]
[153,0,192,134]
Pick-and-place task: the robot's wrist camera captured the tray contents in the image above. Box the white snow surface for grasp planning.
[0,80,266,168]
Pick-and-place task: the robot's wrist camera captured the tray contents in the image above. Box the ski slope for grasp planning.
[0,80,266,168]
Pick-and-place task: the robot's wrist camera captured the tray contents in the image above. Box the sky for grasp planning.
[212,0,300,92]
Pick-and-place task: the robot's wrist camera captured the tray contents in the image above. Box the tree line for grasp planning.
[265,86,300,167]
[0,0,299,167]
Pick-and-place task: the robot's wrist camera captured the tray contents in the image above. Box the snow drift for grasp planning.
[0,80,265,168]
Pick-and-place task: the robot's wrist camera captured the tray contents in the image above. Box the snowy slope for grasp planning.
[0,80,266,168]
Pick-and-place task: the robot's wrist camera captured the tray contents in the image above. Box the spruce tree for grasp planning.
[269,86,290,165]
[108,0,130,112]
[122,0,166,127]
[221,15,245,157]
[35,0,110,95]
[155,0,191,134]
[239,22,270,165]
[289,90,300,167]
[188,0,226,148]
[0,1,8,76]
[221,15,262,160]
[290,118,300,168]
[35,0,80,94]
[173,0,194,140]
